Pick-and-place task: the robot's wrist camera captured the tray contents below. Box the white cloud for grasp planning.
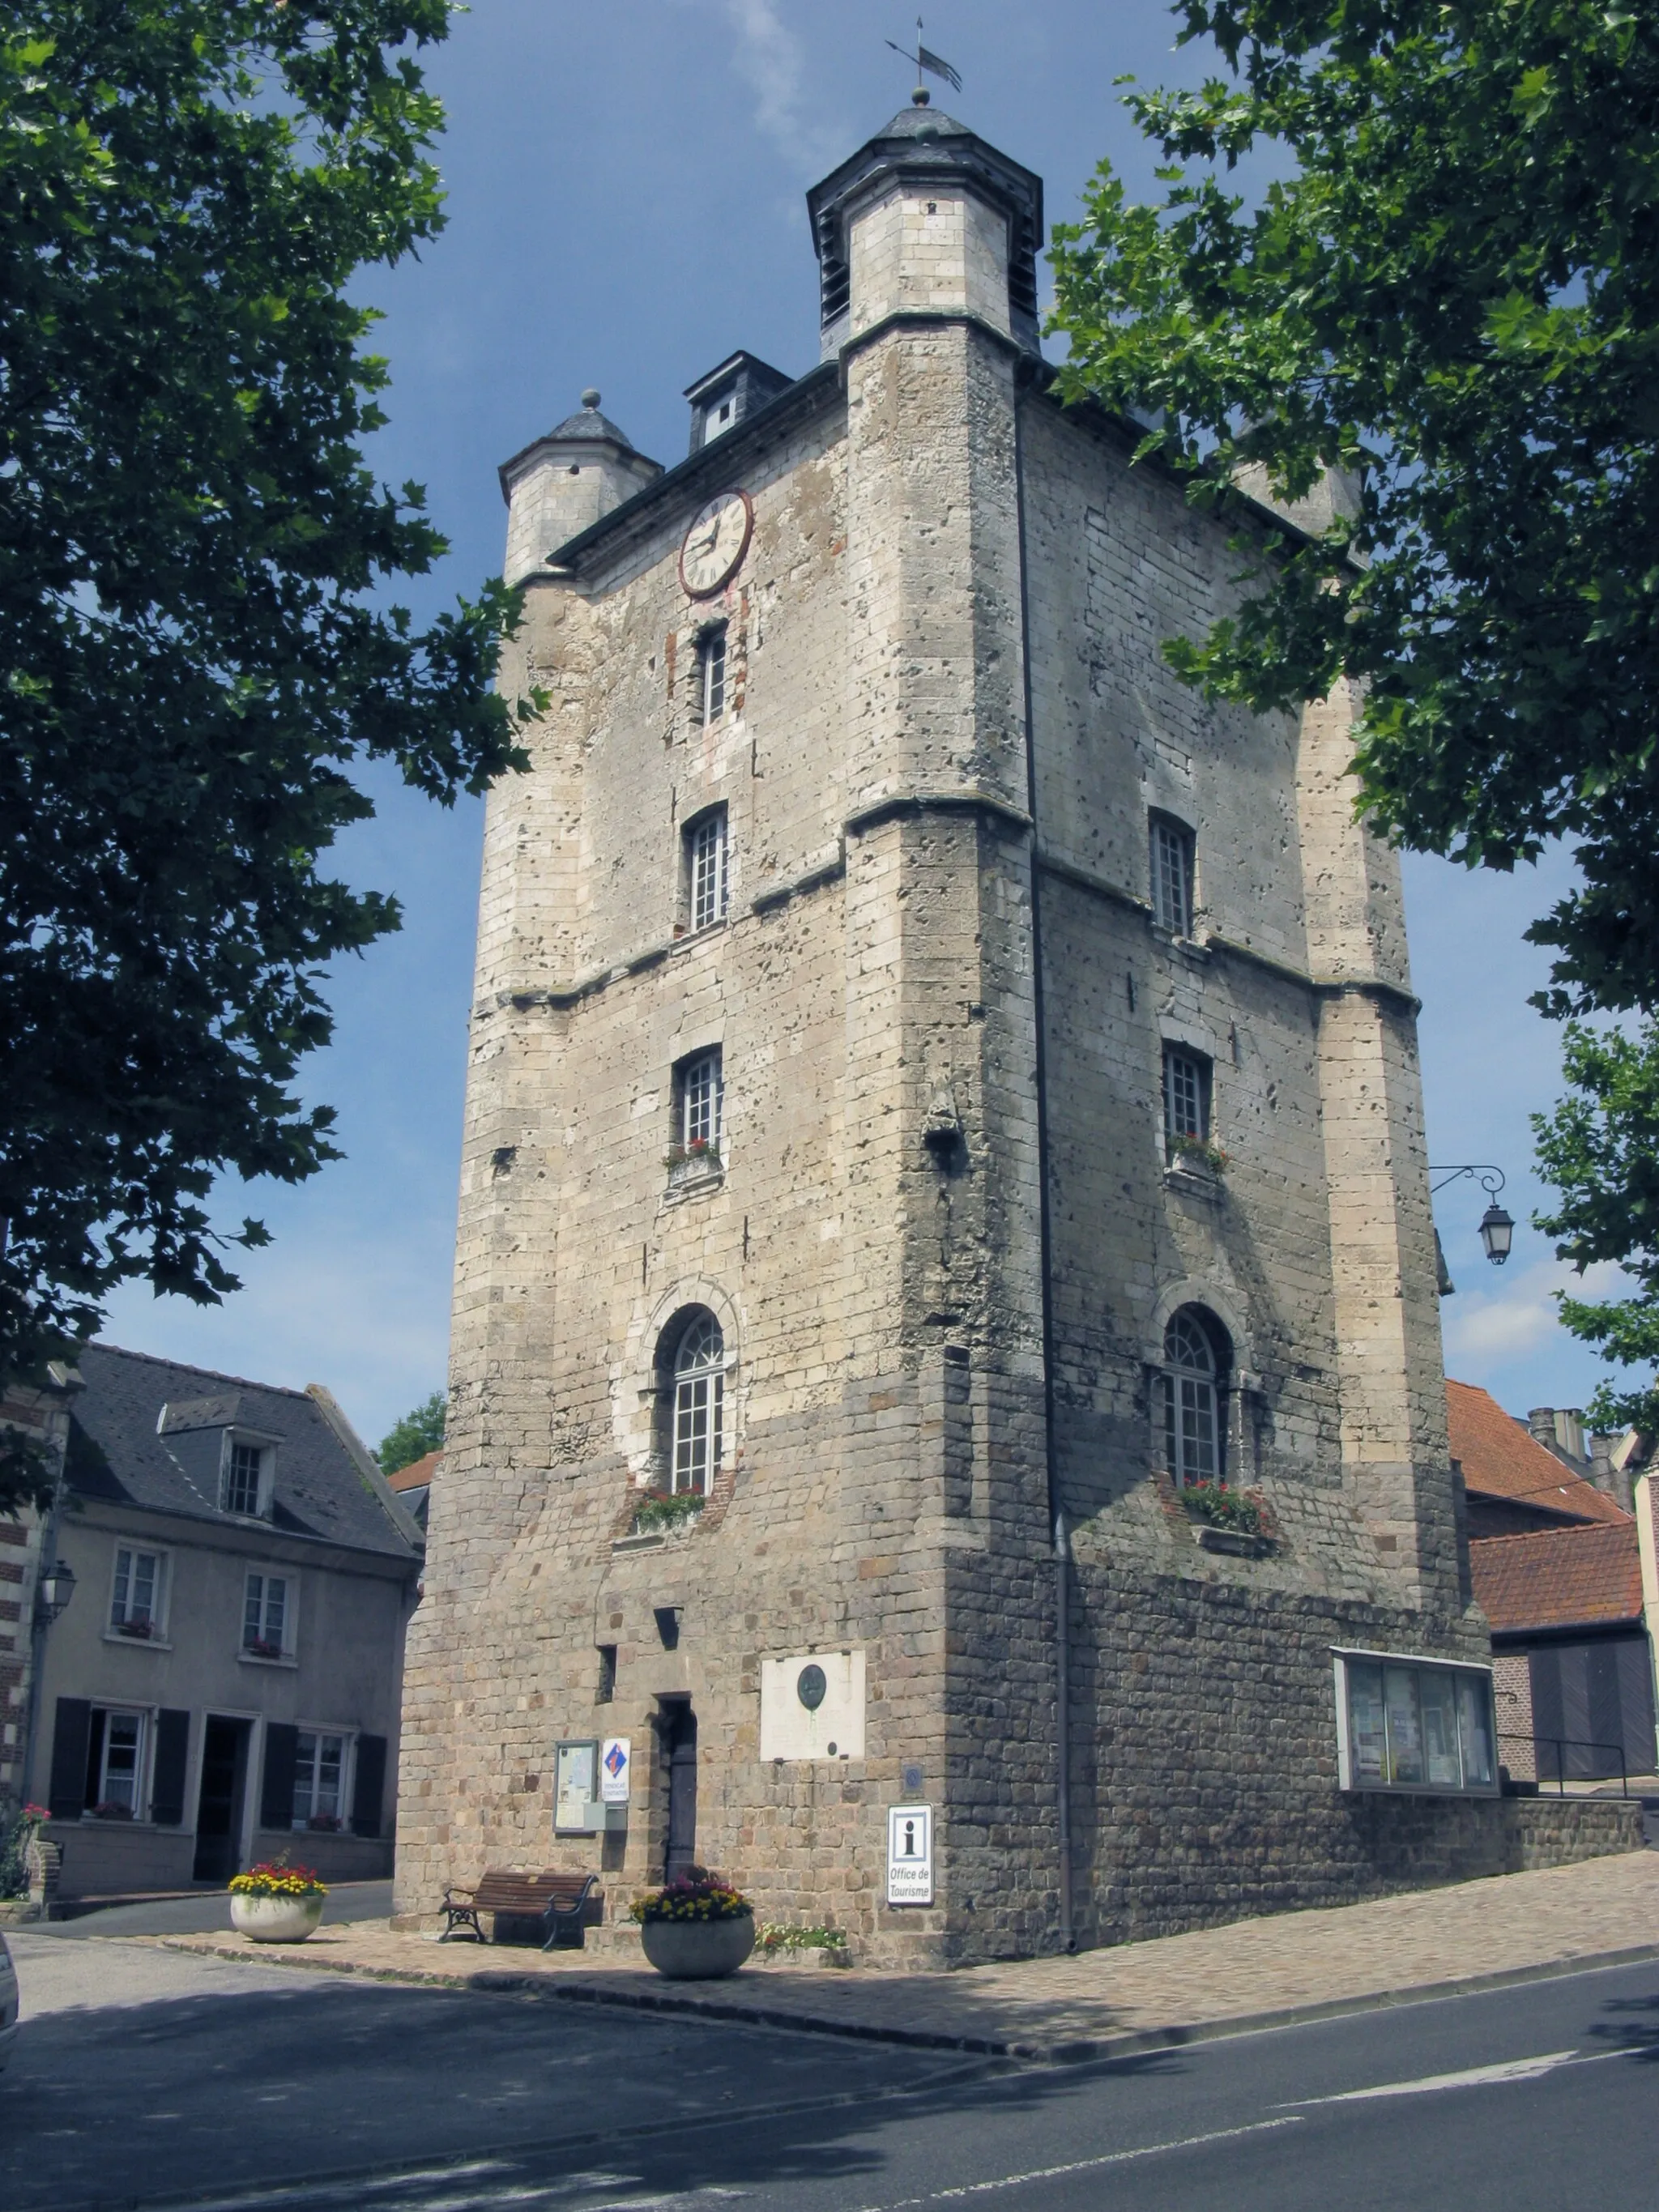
[1441,1257,1627,1370]
[719,1,843,175]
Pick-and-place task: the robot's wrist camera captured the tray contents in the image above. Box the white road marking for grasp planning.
[1284,2046,1632,2106]
[847,2115,1307,2209]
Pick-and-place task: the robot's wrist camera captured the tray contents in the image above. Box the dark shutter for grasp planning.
[259,1723,298,1831]
[47,1698,92,1820]
[151,1709,192,1826]
[351,1734,388,1838]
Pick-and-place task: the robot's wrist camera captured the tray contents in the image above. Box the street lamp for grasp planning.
[1429,1164,1515,1268]
[1478,1200,1515,1265]
[35,1558,75,1626]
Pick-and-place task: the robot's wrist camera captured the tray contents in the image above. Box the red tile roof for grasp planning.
[1447,1379,1629,1525]
[1470,1520,1645,1633]
[386,1448,441,1493]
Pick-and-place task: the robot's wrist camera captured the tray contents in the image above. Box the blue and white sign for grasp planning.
[886,1803,933,1905]
[600,1736,631,1805]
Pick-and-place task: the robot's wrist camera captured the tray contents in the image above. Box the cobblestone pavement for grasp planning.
[151,1847,1659,2061]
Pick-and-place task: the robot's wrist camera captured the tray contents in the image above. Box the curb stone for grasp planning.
[151,1933,1659,2065]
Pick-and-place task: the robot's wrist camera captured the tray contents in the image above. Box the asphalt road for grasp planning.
[2,1933,1654,2212]
[26,1881,395,1938]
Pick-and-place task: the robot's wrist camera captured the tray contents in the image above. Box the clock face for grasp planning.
[679,490,752,599]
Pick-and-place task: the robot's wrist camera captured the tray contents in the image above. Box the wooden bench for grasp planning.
[440,1869,602,1950]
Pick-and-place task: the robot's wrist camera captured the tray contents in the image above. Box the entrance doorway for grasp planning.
[193,1716,251,1882]
[662,1701,697,1881]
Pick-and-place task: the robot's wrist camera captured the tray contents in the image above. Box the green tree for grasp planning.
[1533,1024,1659,1438]
[1048,0,1659,1018]
[0,2,540,1508]
[378,1389,445,1477]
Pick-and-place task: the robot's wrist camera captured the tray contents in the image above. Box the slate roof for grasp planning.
[1470,1520,1646,1634]
[1447,1379,1629,1526]
[65,1344,417,1562]
[544,395,640,450]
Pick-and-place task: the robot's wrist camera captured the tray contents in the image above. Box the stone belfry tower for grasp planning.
[396,98,1495,1967]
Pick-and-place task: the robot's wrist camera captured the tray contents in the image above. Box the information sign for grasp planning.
[886,1803,933,1905]
[600,1736,631,1805]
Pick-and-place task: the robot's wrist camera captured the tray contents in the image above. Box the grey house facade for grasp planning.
[27,1346,420,1902]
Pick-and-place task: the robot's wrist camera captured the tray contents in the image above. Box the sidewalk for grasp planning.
[151,1847,1659,2062]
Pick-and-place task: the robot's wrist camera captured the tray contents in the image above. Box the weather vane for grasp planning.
[886,15,962,101]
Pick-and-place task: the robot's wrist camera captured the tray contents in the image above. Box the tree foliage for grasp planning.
[1533,1023,1659,1438]
[377,1388,444,1476]
[0,2,539,1505]
[1049,0,1659,1016]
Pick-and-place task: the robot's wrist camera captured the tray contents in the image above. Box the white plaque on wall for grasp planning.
[759,1649,866,1761]
[600,1737,631,1805]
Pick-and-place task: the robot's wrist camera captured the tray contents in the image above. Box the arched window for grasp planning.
[664,1311,724,1495]
[1160,1307,1230,1485]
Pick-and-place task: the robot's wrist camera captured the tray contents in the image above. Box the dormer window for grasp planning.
[221,1434,276,1518]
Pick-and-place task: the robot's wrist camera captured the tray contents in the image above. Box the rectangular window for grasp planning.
[224,1440,266,1517]
[110,1546,164,1635]
[1149,815,1195,936]
[1162,1044,1211,1145]
[87,1707,146,1815]
[243,1571,289,1658]
[688,808,729,933]
[680,1048,723,1154]
[697,627,727,725]
[292,1732,346,1828]
[1334,1650,1498,1795]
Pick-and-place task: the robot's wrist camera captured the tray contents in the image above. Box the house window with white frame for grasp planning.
[223,1438,268,1517]
[109,1545,165,1637]
[1162,1042,1212,1149]
[1160,1307,1228,1487]
[87,1707,146,1816]
[1149,813,1196,936]
[292,1731,348,1829]
[679,1047,723,1157]
[697,626,727,725]
[243,1571,290,1658]
[667,1311,725,1496]
[688,808,729,933]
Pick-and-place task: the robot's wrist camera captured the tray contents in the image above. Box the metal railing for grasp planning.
[1498,1730,1630,1799]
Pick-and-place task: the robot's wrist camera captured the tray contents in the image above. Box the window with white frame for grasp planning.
[678,1047,723,1157]
[1334,1650,1499,1795]
[1162,1042,1212,1148]
[687,808,729,933]
[697,626,727,725]
[222,1437,270,1517]
[87,1707,146,1815]
[1160,1307,1228,1486]
[243,1571,290,1657]
[292,1731,348,1829]
[1149,813,1196,936]
[666,1311,725,1495]
[109,1545,165,1636]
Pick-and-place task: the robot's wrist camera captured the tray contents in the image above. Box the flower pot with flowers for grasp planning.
[1180,1481,1276,1554]
[631,1867,754,1979]
[228,1859,328,1942]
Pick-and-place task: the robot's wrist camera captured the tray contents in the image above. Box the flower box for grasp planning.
[244,1639,285,1660]
[114,1617,155,1640]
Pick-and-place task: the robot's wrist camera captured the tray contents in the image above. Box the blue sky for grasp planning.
[97,1,1621,1451]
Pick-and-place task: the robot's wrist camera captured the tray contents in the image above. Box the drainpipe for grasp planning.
[1013,366,1075,1952]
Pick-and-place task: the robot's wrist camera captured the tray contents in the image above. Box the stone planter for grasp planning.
[1190,1521,1272,1558]
[231,1891,325,1943]
[639,1915,755,1979]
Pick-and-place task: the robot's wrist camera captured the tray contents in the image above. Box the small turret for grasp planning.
[805,94,1043,360]
[497,392,661,586]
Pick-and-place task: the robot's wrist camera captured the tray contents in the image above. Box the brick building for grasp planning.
[395,101,1631,1964]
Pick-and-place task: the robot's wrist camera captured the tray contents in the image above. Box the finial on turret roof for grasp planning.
[581,388,601,410]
